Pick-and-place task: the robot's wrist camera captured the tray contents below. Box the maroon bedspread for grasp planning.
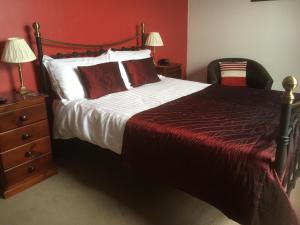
[122,85,299,225]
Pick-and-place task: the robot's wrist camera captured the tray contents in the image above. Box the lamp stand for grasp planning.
[17,63,29,95]
[152,46,157,65]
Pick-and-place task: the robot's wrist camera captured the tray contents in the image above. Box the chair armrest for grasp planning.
[247,62,273,90]
[207,61,220,84]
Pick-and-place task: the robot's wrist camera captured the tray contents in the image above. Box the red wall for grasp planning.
[0,0,188,93]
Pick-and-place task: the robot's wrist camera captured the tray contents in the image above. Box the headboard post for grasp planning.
[141,23,145,49]
[33,22,49,94]
[276,76,298,177]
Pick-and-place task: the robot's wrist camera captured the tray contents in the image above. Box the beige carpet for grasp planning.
[0,146,299,225]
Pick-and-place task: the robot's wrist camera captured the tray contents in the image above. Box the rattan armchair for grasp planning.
[207,58,273,90]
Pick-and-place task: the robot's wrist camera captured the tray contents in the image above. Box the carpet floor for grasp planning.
[0,145,299,225]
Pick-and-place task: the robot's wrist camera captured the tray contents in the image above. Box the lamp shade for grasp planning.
[1,37,36,63]
[145,32,164,47]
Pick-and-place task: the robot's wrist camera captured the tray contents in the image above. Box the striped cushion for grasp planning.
[219,61,247,86]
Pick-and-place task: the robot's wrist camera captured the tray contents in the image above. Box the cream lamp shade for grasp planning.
[1,37,36,95]
[1,37,36,63]
[145,32,164,47]
[145,32,163,65]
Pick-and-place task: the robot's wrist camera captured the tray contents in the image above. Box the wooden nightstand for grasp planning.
[0,92,57,198]
[155,63,182,79]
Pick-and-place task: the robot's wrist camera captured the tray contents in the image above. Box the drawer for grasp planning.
[164,67,181,74]
[0,137,51,170]
[0,103,47,133]
[0,120,49,152]
[4,153,52,187]
[166,73,181,79]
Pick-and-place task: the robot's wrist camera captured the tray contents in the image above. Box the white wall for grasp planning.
[187,0,300,92]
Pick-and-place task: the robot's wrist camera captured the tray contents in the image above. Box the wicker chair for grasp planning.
[207,58,273,90]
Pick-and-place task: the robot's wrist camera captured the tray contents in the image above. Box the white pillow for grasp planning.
[108,49,151,89]
[43,54,109,100]
[108,49,151,61]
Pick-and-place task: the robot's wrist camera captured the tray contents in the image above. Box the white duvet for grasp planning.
[53,76,210,154]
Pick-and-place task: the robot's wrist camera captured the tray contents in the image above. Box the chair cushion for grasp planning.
[219,61,247,86]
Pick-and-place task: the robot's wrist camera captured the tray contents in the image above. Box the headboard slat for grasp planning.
[32,22,146,94]
[41,35,139,49]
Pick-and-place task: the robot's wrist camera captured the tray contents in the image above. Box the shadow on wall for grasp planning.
[24,25,41,92]
[0,41,16,92]
[187,66,207,83]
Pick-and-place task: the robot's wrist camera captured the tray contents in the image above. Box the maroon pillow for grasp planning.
[122,58,160,87]
[78,62,127,99]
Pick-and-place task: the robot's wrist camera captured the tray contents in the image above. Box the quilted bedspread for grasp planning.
[122,85,299,225]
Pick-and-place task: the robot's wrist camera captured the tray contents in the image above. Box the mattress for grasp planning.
[53,76,210,154]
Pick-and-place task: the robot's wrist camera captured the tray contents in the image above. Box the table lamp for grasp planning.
[1,37,36,95]
[145,32,164,65]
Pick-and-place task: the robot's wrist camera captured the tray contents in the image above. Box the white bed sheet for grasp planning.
[53,76,210,154]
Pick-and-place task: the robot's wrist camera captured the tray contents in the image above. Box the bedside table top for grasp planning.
[155,63,181,69]
[0,92,46,113]
[155,63,182,79]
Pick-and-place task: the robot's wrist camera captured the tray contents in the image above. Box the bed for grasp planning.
[32,22,300,225]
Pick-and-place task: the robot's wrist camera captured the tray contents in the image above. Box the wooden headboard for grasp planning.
[32,22,146,95]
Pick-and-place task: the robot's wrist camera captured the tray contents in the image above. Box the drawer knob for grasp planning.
[22,133,32,140]
[25,151,33,157]
[28,165,36,173]
[19,114,28,122]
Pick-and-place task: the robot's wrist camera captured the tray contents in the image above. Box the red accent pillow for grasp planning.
[78,62,127,99]
[122,58,160,87]
[219,61,247,87]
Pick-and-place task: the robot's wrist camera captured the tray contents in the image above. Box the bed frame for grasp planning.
[32,22,300,196]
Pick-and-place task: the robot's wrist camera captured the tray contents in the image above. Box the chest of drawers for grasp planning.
[0,92,56,198]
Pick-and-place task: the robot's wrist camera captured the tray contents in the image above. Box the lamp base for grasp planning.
[18,86,30,95]
[17,64,30,95]
[152,58,157,65]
